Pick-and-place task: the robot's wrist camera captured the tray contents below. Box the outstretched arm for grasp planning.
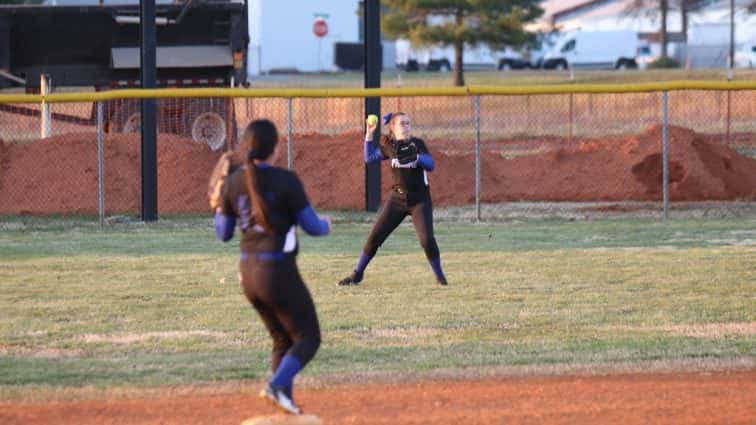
[296,205,331,236]
[417,153,435,171]
[415,139,435,171]
[214,211,236,242]
[289,173,331,236]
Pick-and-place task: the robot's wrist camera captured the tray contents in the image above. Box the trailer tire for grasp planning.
[182,98,236,151]
[616,58,638,70]
[109,101,141,134]
[498,60,512,71]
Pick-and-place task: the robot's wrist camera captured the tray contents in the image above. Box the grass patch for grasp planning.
[0,218,754,390]
[247,69,756,88]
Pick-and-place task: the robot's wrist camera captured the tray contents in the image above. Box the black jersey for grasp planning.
[380,137,431,195]
[221,166,310,255]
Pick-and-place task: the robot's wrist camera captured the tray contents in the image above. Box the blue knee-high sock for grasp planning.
[271,354,302,391]
[355,252,373,274]
[429,257,446,281]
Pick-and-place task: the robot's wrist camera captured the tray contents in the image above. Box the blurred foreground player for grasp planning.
[210,119,331,414]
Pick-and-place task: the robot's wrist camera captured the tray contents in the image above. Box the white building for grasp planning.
[534,0,681,33]
[687,1,756,44]
[531,0,755,67]
[247,0,360,75]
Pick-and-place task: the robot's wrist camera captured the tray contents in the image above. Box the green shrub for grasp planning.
[648,56,681,69]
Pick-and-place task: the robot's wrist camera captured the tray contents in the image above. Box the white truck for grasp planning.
[542,30,639,70]
[395,40,533,71]
[734,42,756,68]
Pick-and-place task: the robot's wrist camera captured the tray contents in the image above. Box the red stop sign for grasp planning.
[313,19,328,38]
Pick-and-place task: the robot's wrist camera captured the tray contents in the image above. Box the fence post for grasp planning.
[726,65,733,143]
[40,74,52,138]
[287,98,293,170]
[475,95,481,222]
[726,90,731,145]
[568,71,574,145]
[662,91,669,220]
[97,101,105,226]
[568,92,574,145]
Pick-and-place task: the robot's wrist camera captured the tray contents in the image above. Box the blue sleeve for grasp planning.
[364,140,386,163]
[214,212,236,242]
[296,205,330,236]
[417,153,435,171]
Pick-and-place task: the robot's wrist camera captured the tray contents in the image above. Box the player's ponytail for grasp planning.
[380,111,407,147]
[243,119,278,234]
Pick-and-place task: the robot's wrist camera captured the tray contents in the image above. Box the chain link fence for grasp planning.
[1,86,755,222]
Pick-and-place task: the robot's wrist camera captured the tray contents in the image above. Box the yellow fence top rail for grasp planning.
[1,80,756,104]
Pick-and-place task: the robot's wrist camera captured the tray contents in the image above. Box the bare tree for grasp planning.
[624,0,670,57]
[681,0,689,43]
[661,0,669,57]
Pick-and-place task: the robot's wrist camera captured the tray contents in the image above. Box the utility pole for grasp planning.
[729,0,735,72]
[140,0,158,221]
[363,0,381,212]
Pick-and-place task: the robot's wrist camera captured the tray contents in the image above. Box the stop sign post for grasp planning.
[313,18,328,71]
[313,18,328,38]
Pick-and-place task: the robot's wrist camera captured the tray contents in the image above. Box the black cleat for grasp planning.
[338,271,363,286]
[259,384,302,415]
[437,277,448,286]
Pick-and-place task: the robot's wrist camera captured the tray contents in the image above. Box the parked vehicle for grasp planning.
[395,40,532,72]
[495,47,533,71]
[517,31,560,70]
[734,42,756,68]
[636,43,655,70]
[636,42,679,70]
[0,0,248,150]
[542,30,639,70]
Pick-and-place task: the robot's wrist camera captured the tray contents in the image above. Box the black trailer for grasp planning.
[0,0,249,150]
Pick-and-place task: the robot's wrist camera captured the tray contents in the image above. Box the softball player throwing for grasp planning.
[338,112,448,286]
[212,119,331,415]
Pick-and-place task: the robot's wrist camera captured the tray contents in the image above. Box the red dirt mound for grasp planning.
[0,139,7,189]
[0,134,221,215]
[0,126,754,215]
[474,125,756,203]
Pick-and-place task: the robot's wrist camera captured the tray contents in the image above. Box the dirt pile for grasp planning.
[0,126,754,215]
[0,134,220,215]
[473,125,756,203]
[286,125,755,207]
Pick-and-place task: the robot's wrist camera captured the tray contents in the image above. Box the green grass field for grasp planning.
[248,69,756,88]
[0,215,754,397]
